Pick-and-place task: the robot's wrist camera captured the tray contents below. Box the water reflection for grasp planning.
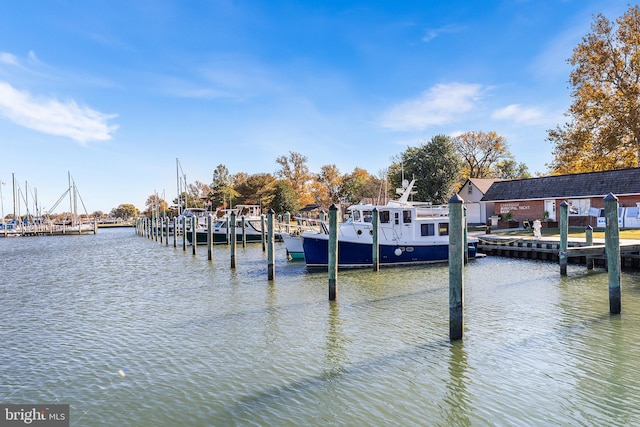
[323,301,349,380]
[441,341,471,426]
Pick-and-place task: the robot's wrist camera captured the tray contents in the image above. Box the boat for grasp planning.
[280,216,326,260]
[301,180,478,268]
[186,205,278,245]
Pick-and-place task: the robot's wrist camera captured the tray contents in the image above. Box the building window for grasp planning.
[468,185,473,194]
[567,199,590,216]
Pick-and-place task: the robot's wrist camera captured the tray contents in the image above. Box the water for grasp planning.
[2,228,640,426]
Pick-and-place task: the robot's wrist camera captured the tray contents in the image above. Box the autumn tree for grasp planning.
[312,164,342,206]
[452,131,512,178]
[494,159,532,179]
[113,203,140,219]
[340,167,382,204]
[389,135,461,204]
[548,5,640,173]
[275,151,314,206]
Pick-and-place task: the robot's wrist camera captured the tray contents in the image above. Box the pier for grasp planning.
[477,234,640,269]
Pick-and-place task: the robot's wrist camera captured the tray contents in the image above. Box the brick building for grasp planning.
[481,168,640,228]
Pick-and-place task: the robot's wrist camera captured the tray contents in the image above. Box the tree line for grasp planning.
[139,131,531,218]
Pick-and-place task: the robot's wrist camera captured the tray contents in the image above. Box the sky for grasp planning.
[0,0,632,215]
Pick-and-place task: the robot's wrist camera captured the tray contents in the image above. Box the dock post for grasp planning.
[182,216,187,251]
[192,217,197,255]
[261,214,266,252]
[173,217,177,248]
[604,193,621,314]
[225,216,230,245]
[559,201,568,276]
[285,212,291,234]
[207,214,213,261]
[164,217,168,246]
[463,206,468,264]
[328,204,338,301]
[241,215,247,248]
[448,194,464,341]
[230,211,236,268]
[585,225,593,270]
[372,208,379,271]
[268,209,275,280]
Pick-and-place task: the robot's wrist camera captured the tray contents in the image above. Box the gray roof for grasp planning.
[481,168,640,201]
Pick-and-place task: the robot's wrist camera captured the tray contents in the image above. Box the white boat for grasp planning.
[187,205,275,245]
[301,180,478,268]
[280,216,326,260]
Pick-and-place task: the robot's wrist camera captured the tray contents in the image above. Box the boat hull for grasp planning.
[302,235,476,268]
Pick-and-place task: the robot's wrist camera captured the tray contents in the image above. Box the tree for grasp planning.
[389,135,461,204]
[209,164,238,209]
[275,151,314,205]
[548,5,640,173]
[234,173,276,206]
[340,167,381,204]
[452,131,512,178]
[112,203,139,220]
[494,159,532,179]
[313,164,342,206]
[269,180,300,215]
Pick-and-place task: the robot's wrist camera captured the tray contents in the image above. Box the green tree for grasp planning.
[210,164,238,209]
[234,173,276,206]
[340,167,380,204]
[269,180,300,215]
[548,5,640,173]
[494,159,532,179]
[389,135,461,204]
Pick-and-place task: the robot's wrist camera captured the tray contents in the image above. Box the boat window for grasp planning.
[421,223,435,236]
[438,223,449,236]
[627,207,639,217]
[363,210,373,222]
[395,212,399,225]
[379,210,390,224]
[403,210,411,224]
[352,210,361,222]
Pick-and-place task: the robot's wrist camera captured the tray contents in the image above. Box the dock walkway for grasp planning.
[476,232,640,269]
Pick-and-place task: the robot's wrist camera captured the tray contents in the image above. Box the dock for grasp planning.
[477,234,640,269]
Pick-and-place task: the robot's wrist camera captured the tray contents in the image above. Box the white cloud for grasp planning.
[0,82,118,143]
[492,104,548,126]
[0,52,18,65]
[380,83,485,131]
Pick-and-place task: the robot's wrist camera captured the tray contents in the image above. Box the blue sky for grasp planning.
[0,0,631,214]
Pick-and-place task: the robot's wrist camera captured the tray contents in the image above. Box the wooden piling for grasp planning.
[207,214,213,261]
[261,214,266,252]
[182,216,187,251]
[192,217,197,255]
[165,217,169,246]
[268,209,275,280]
[448,194,464,341]
[328,204,338,301]
[559,201,568,276]
[241,215,247,248]
[585,225,593,270]
[173,217,177,248]
[230,212,236,268]
[372,208,379,271]
[225,216,230,245]
[604,193,621,314]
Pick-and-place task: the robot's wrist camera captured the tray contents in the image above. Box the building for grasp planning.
[458,178,501,225]
[481,168,640,228]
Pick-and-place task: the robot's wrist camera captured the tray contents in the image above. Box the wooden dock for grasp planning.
[477,235,640,269]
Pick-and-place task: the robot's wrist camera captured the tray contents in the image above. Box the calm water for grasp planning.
[2,228,640,426]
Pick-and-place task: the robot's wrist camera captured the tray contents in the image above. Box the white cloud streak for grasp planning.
[0,82,118,143]
[380,83,485,131]
[492,104,548,126]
